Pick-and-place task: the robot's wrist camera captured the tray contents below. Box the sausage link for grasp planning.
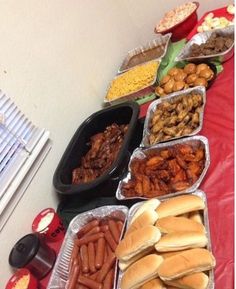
[103,269,115,289]
[85,226,101,237]
[103,244,108,262]
[69,242,80,273]
[76,233,104,246]
[78,275,102,289]
[77,220,99,238]
[108,220,120,243]
[104,231,117,252]
[106,244,113,257]
[100,225,109,233]
[95,238,105,269]
[88,242,96,273]
[68,265,80,289]
[80,245,89,273]
[116,221,124,234]
[90,270,100,280]
[96,253,116,283]
[76,284,89,289]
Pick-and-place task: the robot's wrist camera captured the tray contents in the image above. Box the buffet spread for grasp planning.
[5,3,235,289]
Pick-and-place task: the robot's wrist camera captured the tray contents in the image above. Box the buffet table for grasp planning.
[39,55,234,289]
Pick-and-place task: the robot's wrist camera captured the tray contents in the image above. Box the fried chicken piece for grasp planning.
[172,169,187,183]
[146,156,164,167]
[172,181,190,191]
[168,159,181,176]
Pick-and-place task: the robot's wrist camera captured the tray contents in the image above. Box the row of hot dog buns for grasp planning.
[115,195,216,289]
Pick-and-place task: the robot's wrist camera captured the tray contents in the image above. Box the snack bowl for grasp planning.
[53,101,139,197]
[154,2,200,41]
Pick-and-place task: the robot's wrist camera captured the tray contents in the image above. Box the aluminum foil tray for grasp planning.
[141,86,206,147]
[116,135,210,201]
[118,33,172,74]
[175,25,234,63]
[117,190,214,289]
[47,205,129,289]
[104,61,160,105]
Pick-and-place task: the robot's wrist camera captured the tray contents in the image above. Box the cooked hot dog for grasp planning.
[103,268,115,289]
[104,231,117,251]
[76,233,104,246]
[100,225,109,232]
[78,275,102,289]
[68,265,80,289]
[96,253,116,283]
[108,220,120,243]
[95,238,106,269]
[80,244,89,273]
[77,220,100,238]
[88,242,96,273]
[86,226,101,237]
[116,221,124,233]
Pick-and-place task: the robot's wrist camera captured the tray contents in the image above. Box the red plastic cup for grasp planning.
[32,208,65,242]
[5,268,38,289]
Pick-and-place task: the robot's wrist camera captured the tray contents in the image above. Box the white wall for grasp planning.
[0,0,229,287]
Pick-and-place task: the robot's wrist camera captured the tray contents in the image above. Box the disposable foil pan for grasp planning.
[104,61,160,105]
[47,205,129,289]
[175,25,234,63]
[118,33,172,74]
[116,135,210,201]
[141,86,206,147]
[117,190,214,289]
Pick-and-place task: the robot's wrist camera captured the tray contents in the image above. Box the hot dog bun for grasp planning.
[164,272,209,289]
[188,211,203,224]
[131,199,160,223]
[141,278,166,289]
[159,250,190,260]
[155,216,205,234]
[121,254,163,289]
[118,248,154,271]
[126,210,158,236]
[116,225,161,261]
[155,231,208,252]
[156,195,205,218]
[157,248,215,280]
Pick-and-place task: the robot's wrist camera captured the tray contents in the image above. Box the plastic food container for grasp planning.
[53,101,139,197]
[9,234,56,280]
[5,268,38,289]
[32,208,65,242]
[155,2,200,42]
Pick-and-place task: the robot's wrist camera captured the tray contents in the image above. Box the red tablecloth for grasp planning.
[140,57,234,289]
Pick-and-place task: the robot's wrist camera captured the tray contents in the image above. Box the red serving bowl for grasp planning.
[154,2,200,42]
